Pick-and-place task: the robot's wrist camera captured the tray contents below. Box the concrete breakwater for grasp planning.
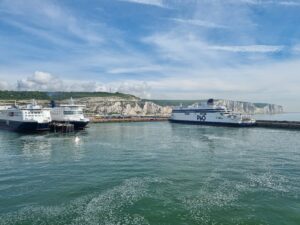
[256,120,300,130]
[36,116,300,130]
[89,116,169,123]
[89,116,300,130]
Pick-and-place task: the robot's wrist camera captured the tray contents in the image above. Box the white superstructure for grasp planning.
[0,100,51,132]
[50,98,89,129]
[170,99,256,126]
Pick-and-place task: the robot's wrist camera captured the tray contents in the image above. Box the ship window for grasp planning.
[64,110,82,115]
[184,111,190,115]
[64,111,75,115]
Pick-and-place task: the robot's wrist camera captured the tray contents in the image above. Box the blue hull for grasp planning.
[52,121,89,130]
[70,121,89,130]
[0,119,50,132]
[169,119,256,127]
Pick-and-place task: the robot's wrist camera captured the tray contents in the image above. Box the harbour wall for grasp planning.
[256,120,300,130]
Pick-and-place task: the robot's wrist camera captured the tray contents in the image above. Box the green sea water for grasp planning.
[0,122,299,225]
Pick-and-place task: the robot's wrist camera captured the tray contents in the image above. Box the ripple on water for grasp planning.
[0,177,170,225]
[248,171,290,193]
[181,179,241,225]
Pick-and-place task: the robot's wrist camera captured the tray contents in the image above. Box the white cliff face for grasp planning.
[58,97,283,116]
[65,97,172,116]
[202,99,283,114]
[143,101,172,115]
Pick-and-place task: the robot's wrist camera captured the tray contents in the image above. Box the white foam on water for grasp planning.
[248,172,290,193]
[0,177,170,225]
[203,134,233,141]
[181,180,240,225]
[19,135,47,141]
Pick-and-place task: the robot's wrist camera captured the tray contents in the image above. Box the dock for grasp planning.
[89,116,300,130]
[256,120,300,130]
[49,122,75,133]
[89,116,169,123]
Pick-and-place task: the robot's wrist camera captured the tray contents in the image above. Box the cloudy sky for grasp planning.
[0,0,300,110]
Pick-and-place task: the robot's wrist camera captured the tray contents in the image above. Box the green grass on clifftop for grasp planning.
[0,91,136,100]
[145,99,199,107]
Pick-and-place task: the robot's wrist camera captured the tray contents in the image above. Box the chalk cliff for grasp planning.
[60,97,283,116]
[72,97,172,116]
[207,99,283,114]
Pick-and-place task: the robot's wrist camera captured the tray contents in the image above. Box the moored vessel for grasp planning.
[0,100,51,132]
[50,98,89,130]
[169,99,256,127]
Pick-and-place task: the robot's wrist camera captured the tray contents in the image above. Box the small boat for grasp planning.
[0,100,51,132]
[50,98,89,130]
[169,98,256,127]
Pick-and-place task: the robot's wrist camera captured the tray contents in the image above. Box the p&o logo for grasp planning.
[197,113,206,121]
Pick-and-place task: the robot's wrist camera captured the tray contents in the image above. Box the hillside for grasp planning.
[149,99,283,114]
[0,91,137,100]
[0,91,283,115]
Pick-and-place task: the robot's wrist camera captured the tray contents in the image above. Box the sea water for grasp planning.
[0,122,299,225]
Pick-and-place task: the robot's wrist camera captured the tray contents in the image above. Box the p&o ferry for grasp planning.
[169,99,256,127]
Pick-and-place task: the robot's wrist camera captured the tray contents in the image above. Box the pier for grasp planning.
[89,116,169,123]
[88,116,300,130]
[256,120,300,130]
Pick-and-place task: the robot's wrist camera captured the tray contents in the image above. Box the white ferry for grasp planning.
[0,100,51,132]
[169,99,256,127]
[50,98,89,130]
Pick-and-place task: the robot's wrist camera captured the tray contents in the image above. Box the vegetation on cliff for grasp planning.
[0,91,136,100]
[0,91,283,114]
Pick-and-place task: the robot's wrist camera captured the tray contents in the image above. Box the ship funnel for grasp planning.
[50,100,56,108]
[207,98,214,105]
[70,97,74,105]
[32,99,37,106]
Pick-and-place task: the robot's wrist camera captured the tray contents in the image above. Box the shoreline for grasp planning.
[89,116,170,123]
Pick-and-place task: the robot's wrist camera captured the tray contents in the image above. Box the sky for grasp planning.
[0,0,300,110]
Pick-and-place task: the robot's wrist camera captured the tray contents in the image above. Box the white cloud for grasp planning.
[292,45,300,52]
[17,71,64,91]
[149,78,251,93]
[209,45,284,53]
[68,81,108,93]
[145,59,300,111]
[117,81,151,98]
[239,0,300,6]
[2,60,300,110]
[143,33,211,62]
[1,0,299,111]
[143,32,283,67]
[0,81,11,90]
[171,18,228,29]
[14,71,151,98]
[0,0,104,44]
[120,0,165,7]
[107,65,162,74]
[279,1,300,6]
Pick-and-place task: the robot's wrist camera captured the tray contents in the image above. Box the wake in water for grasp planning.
[0,177,167,225]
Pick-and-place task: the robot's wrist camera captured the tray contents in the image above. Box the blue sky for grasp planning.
[0,0,300,110]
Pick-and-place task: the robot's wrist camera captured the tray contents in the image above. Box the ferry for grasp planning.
[169,99,256,127]
[50,98,89,130]
[0,100,51,132]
